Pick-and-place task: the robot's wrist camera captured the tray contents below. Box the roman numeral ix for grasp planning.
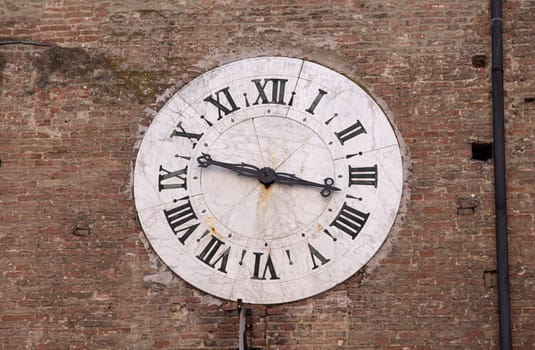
[159,165,187,191]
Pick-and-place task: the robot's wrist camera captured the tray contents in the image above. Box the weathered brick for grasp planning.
[0,0,533,349]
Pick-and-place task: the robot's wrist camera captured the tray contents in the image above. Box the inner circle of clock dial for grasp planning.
[195,115,337,248]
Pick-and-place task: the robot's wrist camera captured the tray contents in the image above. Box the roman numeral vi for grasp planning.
[251,252,280,280]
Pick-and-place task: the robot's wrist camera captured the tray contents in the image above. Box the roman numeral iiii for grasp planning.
[329,202,369,239]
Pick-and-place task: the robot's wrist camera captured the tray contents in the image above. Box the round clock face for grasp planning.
[134,57,403,304]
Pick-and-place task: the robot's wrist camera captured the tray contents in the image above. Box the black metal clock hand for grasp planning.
[197,153,340,197]
[197,153,260,178]
[197,153,280,187]
[272,172,341,197]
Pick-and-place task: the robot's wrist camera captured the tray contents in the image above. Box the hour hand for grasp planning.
[273,172,341,197]
[197,153,340,197]
[197,153,260,178]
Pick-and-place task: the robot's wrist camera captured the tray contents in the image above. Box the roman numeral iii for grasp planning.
[348,165,378,187]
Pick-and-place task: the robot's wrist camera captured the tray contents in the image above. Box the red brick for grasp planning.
[0,1,532,349]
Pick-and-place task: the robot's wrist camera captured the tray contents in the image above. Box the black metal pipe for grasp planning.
[491,1,512,349]
[0,39,54,46]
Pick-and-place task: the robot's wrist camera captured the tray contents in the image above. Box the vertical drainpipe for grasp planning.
[490,0,513,349]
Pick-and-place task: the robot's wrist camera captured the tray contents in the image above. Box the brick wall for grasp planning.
[0,1,533,349]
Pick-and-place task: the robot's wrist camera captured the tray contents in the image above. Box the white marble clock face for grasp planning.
[134,57,403,304]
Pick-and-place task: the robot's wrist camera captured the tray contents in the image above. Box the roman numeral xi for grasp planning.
[204,86,241,120]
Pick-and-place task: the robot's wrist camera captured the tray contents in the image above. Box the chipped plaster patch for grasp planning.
[143,270,175,289]
[201,294,224,307]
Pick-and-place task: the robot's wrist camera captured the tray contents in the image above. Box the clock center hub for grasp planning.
[258,167,276,187]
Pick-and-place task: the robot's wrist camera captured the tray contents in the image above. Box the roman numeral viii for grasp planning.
[329,202,369,239]
[163,197,200,245]
[349,165,378,187]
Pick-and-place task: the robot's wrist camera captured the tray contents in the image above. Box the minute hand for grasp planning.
[197,153,260,178]
[273,172,341,197]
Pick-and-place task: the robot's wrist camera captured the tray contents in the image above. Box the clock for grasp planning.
[134,57,403,304]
